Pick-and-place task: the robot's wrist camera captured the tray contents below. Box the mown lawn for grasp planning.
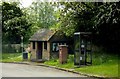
[1,53,23,62]
[75,63,118,77]
[44,53,119,77]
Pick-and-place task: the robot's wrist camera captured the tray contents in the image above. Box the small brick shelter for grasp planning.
[29,29,68,61]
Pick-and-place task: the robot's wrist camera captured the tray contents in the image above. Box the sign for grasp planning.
[81,45,85,48]
[80,57,82,60]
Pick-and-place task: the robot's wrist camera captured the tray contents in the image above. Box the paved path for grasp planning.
[2,63,87,77]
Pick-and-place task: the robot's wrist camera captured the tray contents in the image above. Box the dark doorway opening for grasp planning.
[37,41,42,59]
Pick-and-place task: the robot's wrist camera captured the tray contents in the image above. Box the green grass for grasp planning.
[44,55,75,69]
[78,57,118,77]
[1,53,27,62]
[44,60,74,69]
[44,53,119,77]
[75,63,118,77]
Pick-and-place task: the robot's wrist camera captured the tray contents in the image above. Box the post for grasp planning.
[21,36,23,53]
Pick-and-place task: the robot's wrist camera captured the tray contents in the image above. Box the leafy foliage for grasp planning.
[57,2,120,53]
[2,2,32,43]
[93,2,120,52]
[24,2,57,30]
[57,2,96,36]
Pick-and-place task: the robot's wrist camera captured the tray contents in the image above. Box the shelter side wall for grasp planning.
[30,42,37,60]
[42,42,50,60]
[47,42,50,60]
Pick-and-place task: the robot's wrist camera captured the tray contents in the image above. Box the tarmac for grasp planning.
[1,61,118,79]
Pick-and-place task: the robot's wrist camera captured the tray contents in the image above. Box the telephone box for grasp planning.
[74,32,92,66]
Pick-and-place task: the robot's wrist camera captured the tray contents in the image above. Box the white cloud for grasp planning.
[20,0,32,8]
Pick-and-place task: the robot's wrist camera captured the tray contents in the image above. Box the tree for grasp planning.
[93,2,120,53]
[24,2,57,32]
[2,2,32,44]
[57,2,97,36]
[58,2,120,53]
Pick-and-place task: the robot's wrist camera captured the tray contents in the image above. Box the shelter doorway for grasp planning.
[36,41,42,59]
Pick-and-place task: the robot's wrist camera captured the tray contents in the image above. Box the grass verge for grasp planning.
[44,53,119,77]
[1,53,24,62]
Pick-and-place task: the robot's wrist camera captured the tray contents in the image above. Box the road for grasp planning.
[1,63,87,77]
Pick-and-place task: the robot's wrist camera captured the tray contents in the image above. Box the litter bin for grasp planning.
[59,45,68,64]
[23,51,28,60]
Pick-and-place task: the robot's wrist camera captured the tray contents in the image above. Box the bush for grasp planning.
[67,55,74,63]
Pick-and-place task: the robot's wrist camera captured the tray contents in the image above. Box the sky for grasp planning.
[2,0,33,8]
[20,0,33,8]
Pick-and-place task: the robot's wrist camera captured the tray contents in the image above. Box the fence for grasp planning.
[2,44,28,53]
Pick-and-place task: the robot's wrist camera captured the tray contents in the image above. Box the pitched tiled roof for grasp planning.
[29,29,55,41]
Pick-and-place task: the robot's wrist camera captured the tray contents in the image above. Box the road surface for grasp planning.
[1,63,87,77]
